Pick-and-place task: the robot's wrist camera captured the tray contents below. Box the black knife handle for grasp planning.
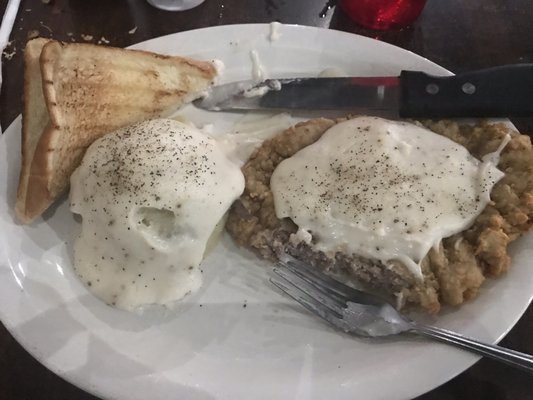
[399,64,533,118]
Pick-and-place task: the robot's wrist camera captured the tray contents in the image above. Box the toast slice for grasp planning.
[16,38,51,223]
[16,39,217,224]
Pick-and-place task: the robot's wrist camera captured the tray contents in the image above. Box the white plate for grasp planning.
[1,24,532,400]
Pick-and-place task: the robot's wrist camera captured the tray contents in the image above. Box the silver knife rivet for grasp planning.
[425,83,439,95]
[377,85,385,100]
[462,82,476,94]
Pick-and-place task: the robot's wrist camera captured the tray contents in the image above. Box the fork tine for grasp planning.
[273,266,346,315]
[281,256,382,306]
[278,260,350,305]
[270,277,349,331]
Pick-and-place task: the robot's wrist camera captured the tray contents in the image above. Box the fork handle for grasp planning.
[411,324,533,374]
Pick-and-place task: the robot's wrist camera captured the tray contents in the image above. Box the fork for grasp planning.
[271,256,533,374]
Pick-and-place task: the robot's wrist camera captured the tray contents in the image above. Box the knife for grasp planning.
[194,64,533,118]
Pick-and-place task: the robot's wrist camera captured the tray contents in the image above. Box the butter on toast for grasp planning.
[16,39,217,223]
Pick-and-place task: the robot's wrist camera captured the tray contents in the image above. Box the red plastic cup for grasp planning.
[340,0,427,30]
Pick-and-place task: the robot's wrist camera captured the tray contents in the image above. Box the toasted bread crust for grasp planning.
[16,38,51,223]
[17,39,217,223]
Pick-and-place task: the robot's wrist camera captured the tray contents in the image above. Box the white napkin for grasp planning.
[0,0,22,132]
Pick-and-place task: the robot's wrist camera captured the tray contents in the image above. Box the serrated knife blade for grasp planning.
[194,65,533,118]
[195,77,400,116]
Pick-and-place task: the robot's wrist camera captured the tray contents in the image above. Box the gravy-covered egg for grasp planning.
[70,119,244,310]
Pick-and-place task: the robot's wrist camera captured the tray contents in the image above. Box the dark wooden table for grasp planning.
[0,1,532,399]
